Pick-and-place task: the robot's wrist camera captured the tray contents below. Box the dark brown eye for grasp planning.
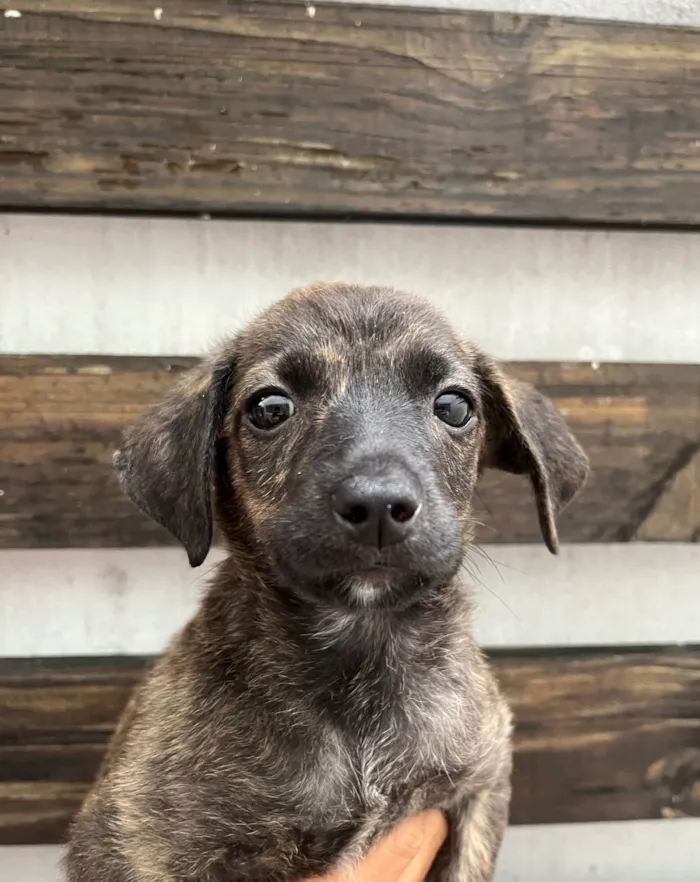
[434,391,472,428]
[249,393,295,430]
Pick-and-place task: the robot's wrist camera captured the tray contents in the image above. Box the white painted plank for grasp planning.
[317,0,700,29]
[497,820,700,882]
[1,545,698,657]
[0,548,209,658]
[4,819,700,882]
[1,215,699,364]
[469,543,700,648]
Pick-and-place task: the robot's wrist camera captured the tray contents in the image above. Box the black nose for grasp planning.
[332,469,422,548]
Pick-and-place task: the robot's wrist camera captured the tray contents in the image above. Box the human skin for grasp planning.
[307,810,449,882]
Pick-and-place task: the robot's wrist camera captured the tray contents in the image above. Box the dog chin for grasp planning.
[335,567,440,611]
[344,572,396,608]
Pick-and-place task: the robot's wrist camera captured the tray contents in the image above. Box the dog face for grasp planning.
[115,284,588,609]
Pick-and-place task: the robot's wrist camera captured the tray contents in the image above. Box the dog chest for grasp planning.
[299,679,476,825]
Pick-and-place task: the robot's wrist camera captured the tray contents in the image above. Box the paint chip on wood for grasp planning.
[306,4,315,18]
[3,9,22,17]
[153,7,163,20]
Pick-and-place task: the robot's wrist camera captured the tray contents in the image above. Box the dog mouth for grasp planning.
[339,560,413,586]
[267,502,464,608]
[346,567,397,592]
[353,565,396,582]
[336,565,435,609]
[271,547,454,610]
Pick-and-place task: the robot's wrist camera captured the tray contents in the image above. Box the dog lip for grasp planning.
[351,567,398,586]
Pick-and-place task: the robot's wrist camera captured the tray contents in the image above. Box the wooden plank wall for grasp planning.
[2,356,698,549]
[2,216,699,880]
[1,1,700,880]
[3,649,700,845]
[2,0,700,224]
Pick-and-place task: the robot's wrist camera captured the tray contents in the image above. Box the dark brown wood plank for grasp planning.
[479,361,700,545]
[0,657,153,846]
[494,649,700,825]
[2,648,699,844]
[1,356,698,549]
[3,2,700,223]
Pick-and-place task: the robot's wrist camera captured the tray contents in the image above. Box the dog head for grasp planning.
[115,284,588,609]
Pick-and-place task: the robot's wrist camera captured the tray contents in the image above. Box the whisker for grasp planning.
[460,549,521,624]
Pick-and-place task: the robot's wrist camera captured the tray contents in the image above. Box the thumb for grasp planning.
[375,810,448,882]
[312,810,448,882]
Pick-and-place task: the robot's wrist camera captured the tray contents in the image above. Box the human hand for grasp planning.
[306,809,448,882]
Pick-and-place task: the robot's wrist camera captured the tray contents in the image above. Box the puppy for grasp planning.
[65,283,588,882]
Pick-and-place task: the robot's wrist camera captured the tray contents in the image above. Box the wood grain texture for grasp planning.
[1,356,699,548]
[494,649,700,825]
[4,1,700,222]
[2,648,699,844]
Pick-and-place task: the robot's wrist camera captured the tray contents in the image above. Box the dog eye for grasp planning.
[249,393,295,430]
[434,391,472,428]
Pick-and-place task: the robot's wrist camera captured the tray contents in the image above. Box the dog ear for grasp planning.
[476,356,589,554]
[114,355,234,567]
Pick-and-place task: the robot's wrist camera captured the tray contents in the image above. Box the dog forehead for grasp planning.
[237,283,459,365]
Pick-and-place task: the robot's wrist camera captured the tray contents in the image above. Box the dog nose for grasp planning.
[332,471,422,548]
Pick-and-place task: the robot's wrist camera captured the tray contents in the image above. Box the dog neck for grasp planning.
[201,556,477,730]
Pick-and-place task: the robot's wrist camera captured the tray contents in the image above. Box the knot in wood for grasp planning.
[646,747,700,818]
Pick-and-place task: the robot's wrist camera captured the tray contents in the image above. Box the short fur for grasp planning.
[65,284,589,882]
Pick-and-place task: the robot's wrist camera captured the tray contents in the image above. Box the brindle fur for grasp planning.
[65,284,589,882]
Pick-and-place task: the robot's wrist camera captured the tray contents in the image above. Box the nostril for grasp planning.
[389,500,417,523]
[344,503,369,525]
[332,471,422,547]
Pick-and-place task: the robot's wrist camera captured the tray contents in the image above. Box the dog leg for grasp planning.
[427,772,511,882]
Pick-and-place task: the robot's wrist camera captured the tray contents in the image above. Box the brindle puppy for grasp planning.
[65,283,588,882]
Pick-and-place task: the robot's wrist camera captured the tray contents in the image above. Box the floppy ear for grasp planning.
[114,356,233,567]
[477,356,589,554]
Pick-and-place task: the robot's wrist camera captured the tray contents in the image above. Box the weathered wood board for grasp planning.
[0,356,698,549]
[2,648,699,844]
[3,1,700,223]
